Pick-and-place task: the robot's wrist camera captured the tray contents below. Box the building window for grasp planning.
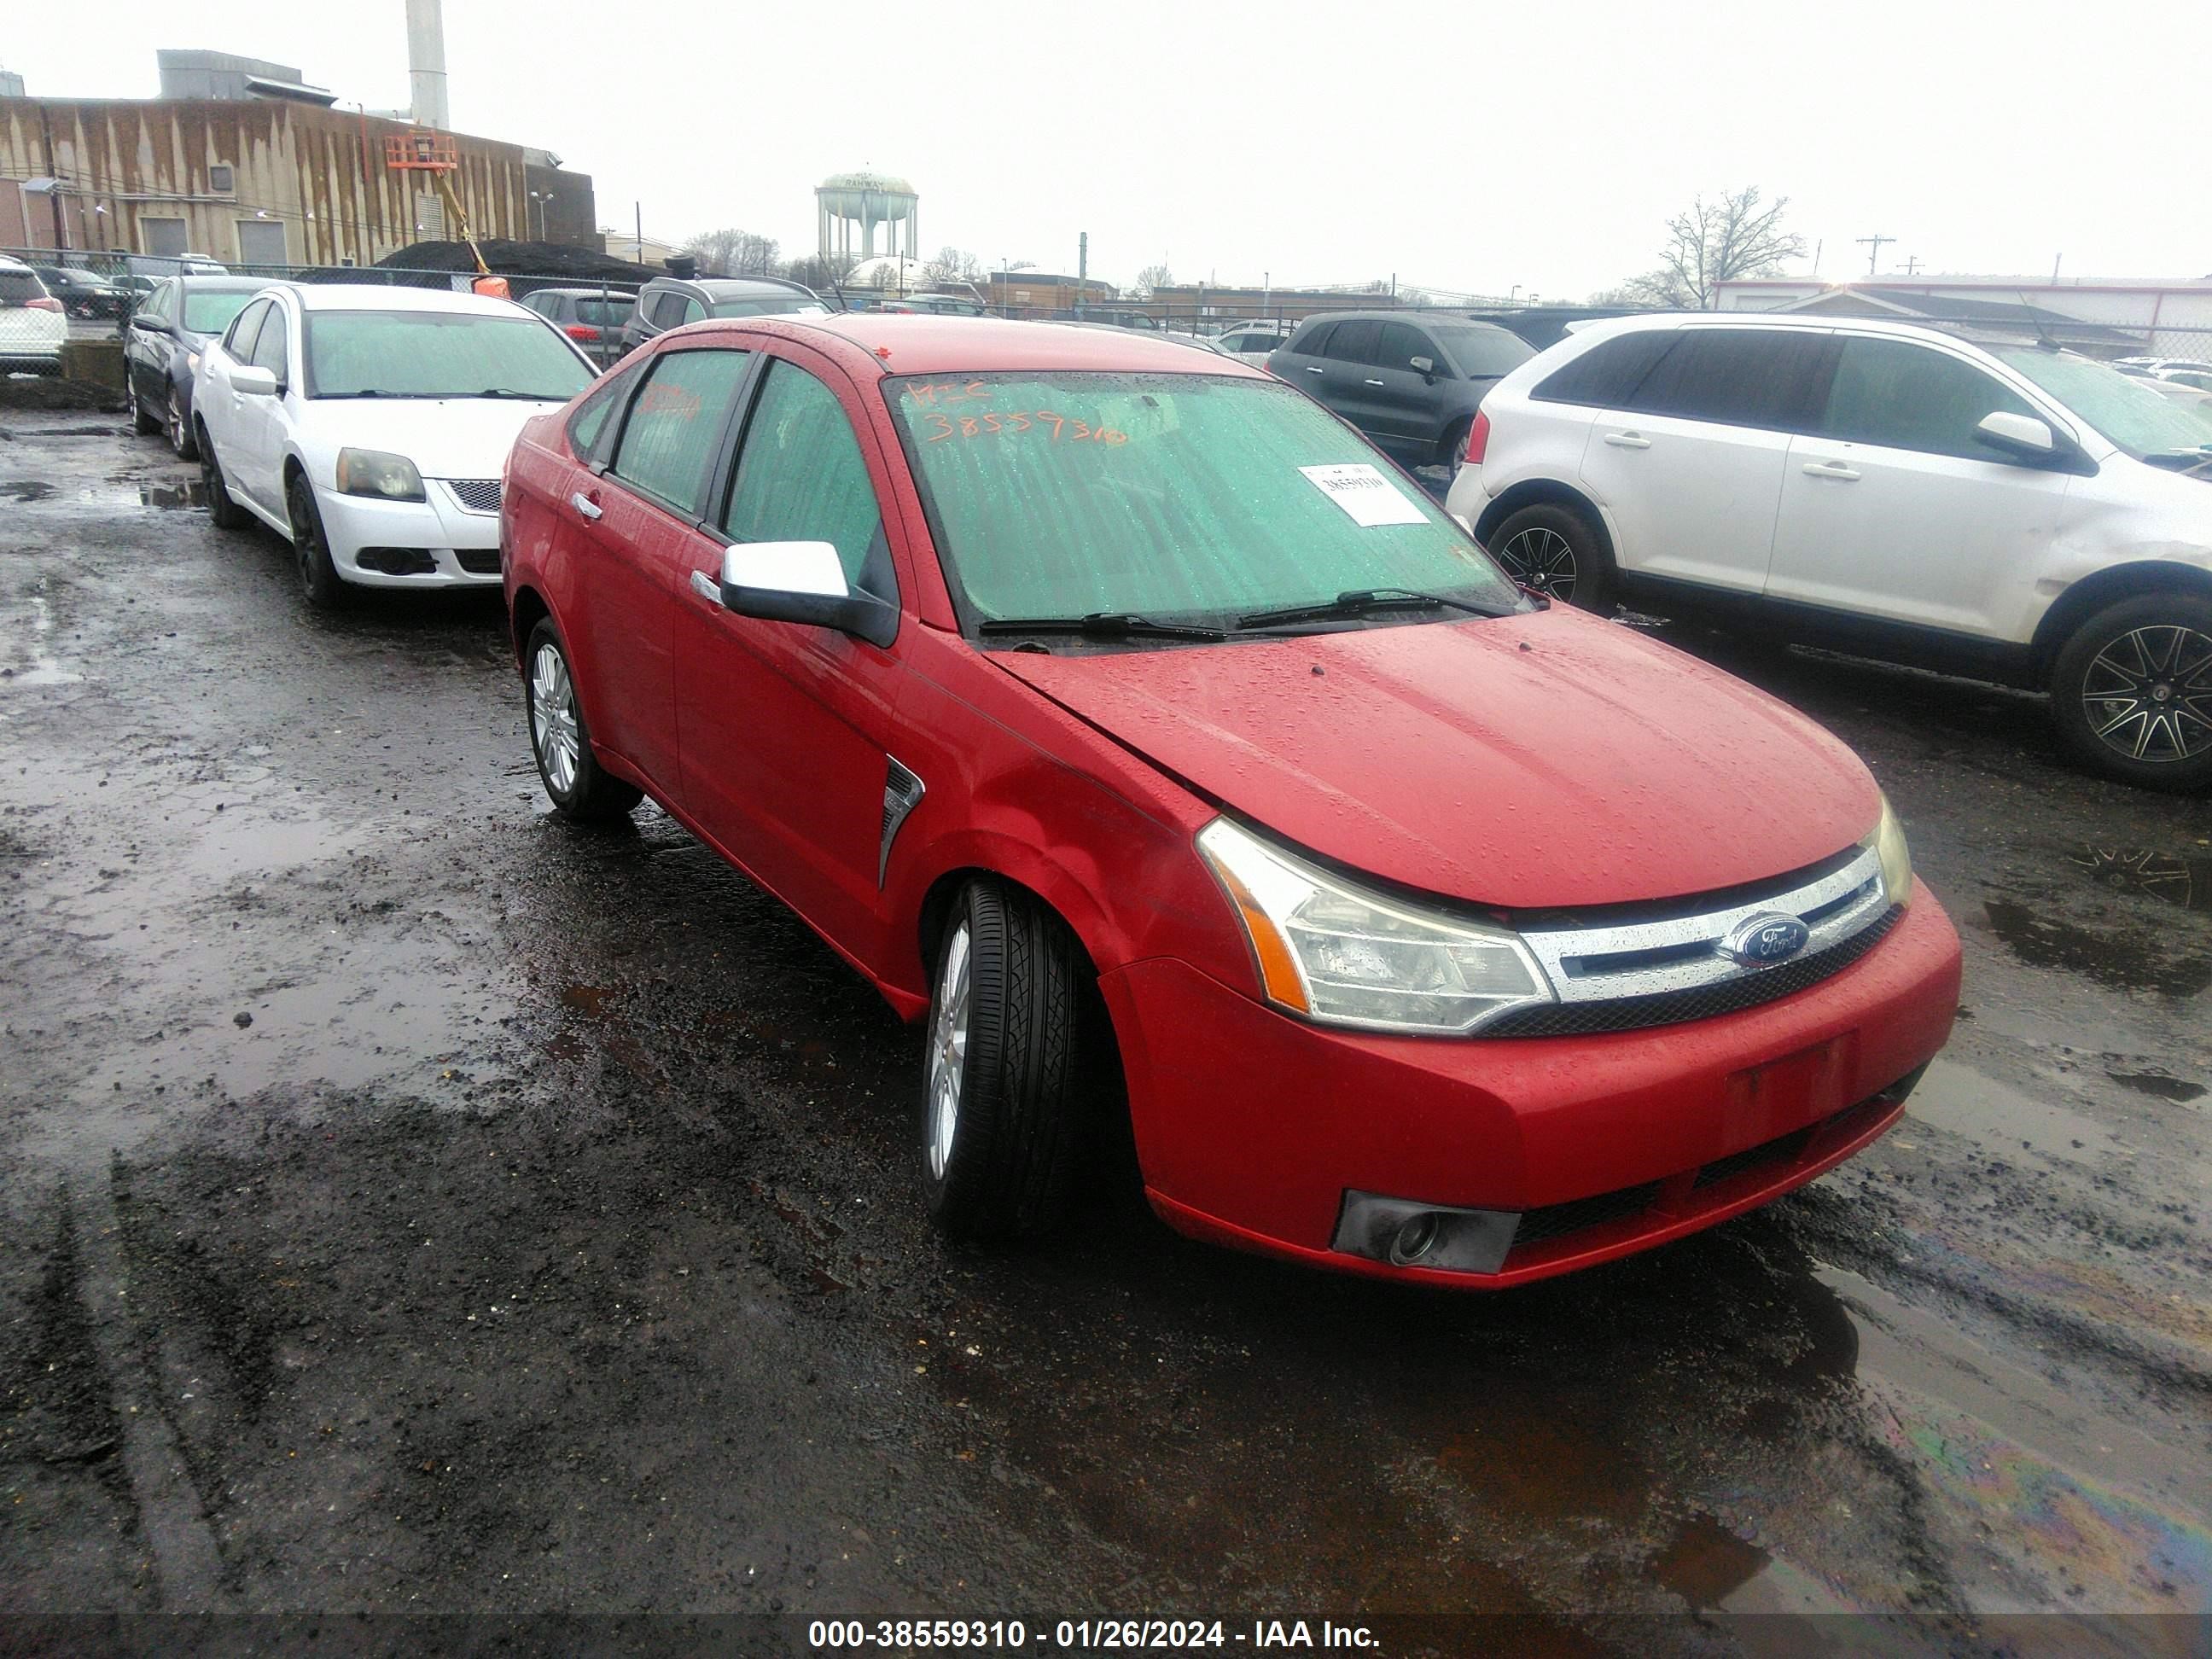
[139,216,188,258]
[208,165,236,195]
[236,219,288,267]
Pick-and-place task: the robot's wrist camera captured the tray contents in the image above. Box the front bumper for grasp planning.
[313,480,502,588]
[1099,881,1960,1288]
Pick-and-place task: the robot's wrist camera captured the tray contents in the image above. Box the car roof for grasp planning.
[1562,309,2052,357]
[523,285,636,298]
[697,313,1272,379]
[174,276,275,293]
[275,283,540,317]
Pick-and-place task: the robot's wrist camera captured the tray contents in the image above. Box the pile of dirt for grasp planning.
[377,239,662,285]
[0,375,126,413]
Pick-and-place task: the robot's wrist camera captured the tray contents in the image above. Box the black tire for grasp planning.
[522,618,643,823]
[1485,501,1616,612]
[286,472,349,611]
[2049,593,2212,792]
[168,387,198,460]
[198,428,251,532]
[1437,417,1472,469]
[922,879,1089,1240]
[131,391,160,436]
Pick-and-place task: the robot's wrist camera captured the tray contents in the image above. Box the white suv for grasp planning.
[0,258,67,374]
[1448,314,2212,790]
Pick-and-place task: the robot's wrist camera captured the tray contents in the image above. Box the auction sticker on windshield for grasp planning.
[1299,463,1428,527]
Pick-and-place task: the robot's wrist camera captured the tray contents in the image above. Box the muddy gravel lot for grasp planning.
[0,411,2206,1655]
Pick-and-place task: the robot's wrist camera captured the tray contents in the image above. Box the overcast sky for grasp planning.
[6,0,2205,297]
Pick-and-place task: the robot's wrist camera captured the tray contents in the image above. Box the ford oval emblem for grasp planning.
[1719,911,1811,967]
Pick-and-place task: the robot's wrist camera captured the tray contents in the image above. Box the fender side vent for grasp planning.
[880,757,925,887]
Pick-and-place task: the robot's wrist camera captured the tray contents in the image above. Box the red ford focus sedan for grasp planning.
[500,314,1962,1288]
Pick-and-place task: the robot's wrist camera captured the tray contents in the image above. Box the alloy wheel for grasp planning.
[1494,525,1578,602]
[167,390,189,457]
[2079,625,2212,764]
[529,644,583,795]
[926,921,972,1180]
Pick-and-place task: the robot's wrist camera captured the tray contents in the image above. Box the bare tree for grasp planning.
[922,246,985,287]
[1615,187,1805,310]
[1133,263,1173,300]
[682,227,782,277]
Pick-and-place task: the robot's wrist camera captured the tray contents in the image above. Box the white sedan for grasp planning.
[191,284,596,608]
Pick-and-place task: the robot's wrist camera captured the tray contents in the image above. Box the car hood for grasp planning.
[296,395,569,480]
[991,607,1880,911]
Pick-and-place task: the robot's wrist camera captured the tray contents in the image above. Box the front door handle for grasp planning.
[570,491,602,521]
[1603,431,1651,449]
[1363,378,1386,388]
[689,569,724,605]
[1306,365,1325,375]
[1802,462,1861,480]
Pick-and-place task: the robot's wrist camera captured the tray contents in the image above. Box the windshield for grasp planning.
[707,296,829,318]
[304,311,592,400]
[1994,346,2212,458]
[1428,323,1534,377]
[183,290,259,335]
[888,372,1522,636]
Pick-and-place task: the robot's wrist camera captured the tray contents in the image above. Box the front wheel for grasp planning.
[523,619,643,823]
[131,390,160,437]
[168,387,197,460]
[1485,501,1615,612]
[2050,593,2212,792]
[287,473,349,611]
[923,879,1090,1240]
[199,428,251,531]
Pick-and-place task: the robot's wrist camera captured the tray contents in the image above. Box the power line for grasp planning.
[1855,233,1894,276]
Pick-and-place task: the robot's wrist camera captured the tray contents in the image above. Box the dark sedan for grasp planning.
[1266,311,1533,469]
[124,276,274,458]
[32,265,129,320]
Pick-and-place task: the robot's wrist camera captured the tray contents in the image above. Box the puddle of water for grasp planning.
[2070,847,2207,913]
[139,480,206,510]
[1983,899,2211,998]
[2107,1071,2207,1105]
[1648,1512,1771,1610]
[2,480,56,502]
[1905,1057,2123,1164]
[4,590,86,684]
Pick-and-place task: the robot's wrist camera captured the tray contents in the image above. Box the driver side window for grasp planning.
[721,358,893,601]
[249,305,289,385]
[1820,339,2035,460]
[224,298,271,360]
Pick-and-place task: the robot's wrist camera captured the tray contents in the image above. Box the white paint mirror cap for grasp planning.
[232,366,280,397]
[721,540,848,598]
[1976,410,2056,452]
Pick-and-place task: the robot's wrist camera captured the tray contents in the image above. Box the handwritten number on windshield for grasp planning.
[921,410,1128,445]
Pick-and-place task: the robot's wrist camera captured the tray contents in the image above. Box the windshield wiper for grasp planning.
[1237,587,1505,632]
[977,611,1228,643]
[469,387,561,400]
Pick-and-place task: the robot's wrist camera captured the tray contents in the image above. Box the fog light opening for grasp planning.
[1388,1212,1441,1266]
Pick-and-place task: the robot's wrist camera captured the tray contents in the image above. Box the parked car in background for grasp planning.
[0,258,67,373]
[125,275,276,457]
[500,312,1959,1286]
[1212,320,1296,364]
[879,293,987,317]
[518,286,637,368]
[193,284,594,608]
[617,274,829,354]
[32,265,128,320]
[1451,313,2212,789]
[1267,312,1534,469]
[2116,356,2212,394]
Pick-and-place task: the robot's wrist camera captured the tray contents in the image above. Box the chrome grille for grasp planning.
[1487,847,1894,1039]
[445,479,503,515]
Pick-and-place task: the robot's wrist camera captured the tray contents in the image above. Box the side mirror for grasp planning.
[1409,355,1437,379]
[690,540,898,649]
[129,313,162,332]
[232,365,280,398]
[1974,410,2057,459]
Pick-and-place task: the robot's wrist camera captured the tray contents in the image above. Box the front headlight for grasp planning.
[1196,818,1556,1033]
[334,447,426,502]
[1863,793,1913,909]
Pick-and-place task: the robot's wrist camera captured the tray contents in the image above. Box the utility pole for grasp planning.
[1902,253,1922,276]
[1855,233,1893,276]
[1077,230,1087,319]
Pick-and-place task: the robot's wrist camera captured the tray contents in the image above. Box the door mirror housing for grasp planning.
[1409,355,1437,380]
[1975,410,2056,458]
[696,540,898,649]
[231,365,281,398]
[130,314,165,333]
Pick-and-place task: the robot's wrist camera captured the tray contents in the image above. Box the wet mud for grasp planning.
[1,414,2206,1644]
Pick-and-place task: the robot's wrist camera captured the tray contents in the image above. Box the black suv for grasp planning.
[617,275,830,355]
[1267,311,1533,469]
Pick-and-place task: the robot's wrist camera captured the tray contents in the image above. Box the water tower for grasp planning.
[817,171,918,264]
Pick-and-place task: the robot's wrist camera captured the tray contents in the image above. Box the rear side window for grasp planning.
[722,359,889,598]
[1819,338,2034,460]
[1531,331,1675,408]
[1290,322,1334,358]
[1428,323,1534,379]
[649,289,692,329]
[608,349,754,516]
[1322,320,1382,364]
[1621,329,1831,431]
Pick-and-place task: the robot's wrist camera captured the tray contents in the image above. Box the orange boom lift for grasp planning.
[384,131,510,300]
